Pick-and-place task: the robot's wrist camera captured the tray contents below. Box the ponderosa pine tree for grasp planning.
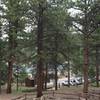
[72,0,100,93]
[36,0,46,97]
[0,0,28,93]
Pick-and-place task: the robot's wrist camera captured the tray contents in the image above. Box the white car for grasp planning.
[47,82,54,88]
[58,78,74,86]
[58,78,68,86]
[71,77,83,85]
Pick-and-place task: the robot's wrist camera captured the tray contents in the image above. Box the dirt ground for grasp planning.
[0,94,22,100]
[0,86,83,100]
[0,88,23,100]
[0,86,100,100]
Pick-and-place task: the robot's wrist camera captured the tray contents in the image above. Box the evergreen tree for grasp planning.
[72,0,100,93]
[0,0,28,93]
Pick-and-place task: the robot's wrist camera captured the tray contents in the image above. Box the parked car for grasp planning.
[74,77,83,85]
[62,80,70,86]
[57,77,83,87]
[58,78,69,86]
[58,78,75,86]
[47,82,54,88]
[46,80,54,88]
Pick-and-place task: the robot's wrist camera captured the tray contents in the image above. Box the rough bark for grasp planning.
[95,46,99,87]
[37,2,44,98]
[83,0,89,93]
[83,42,89,93]
[6,20,17,93]
[7,60,13,93]
[6,34,14,93]
[54,33,58,91]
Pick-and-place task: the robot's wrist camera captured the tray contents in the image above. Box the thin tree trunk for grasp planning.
[67,46,70,87]
[60,51,70,87]
[0,67,1,94]
[0,29,2,94]
[7,60,13,93]
[68,58,70,87]
[54,33,58,91]
[44,64,48,90]
[83,0,89,93]
[55,63,58,90]
[36,2,44,98]
[95,46,99,87]
[83,43,89,93]
[16,75,19,91]
[16,66,19,91]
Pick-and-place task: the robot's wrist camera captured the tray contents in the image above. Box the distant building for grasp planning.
[25,75,35,87]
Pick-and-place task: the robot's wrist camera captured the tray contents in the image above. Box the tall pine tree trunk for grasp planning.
[54,33,58,91]
[7,33,14,93]
[7,59,13,93]
[83,40,89,93]
[37,2,44,98]
[7,21,17,93]
[95,45,99,87]
[83,0,89,93]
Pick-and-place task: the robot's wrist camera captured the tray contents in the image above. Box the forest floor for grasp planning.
[0,93,22,100]
[0,90,23,100]
[0,85,100,100]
